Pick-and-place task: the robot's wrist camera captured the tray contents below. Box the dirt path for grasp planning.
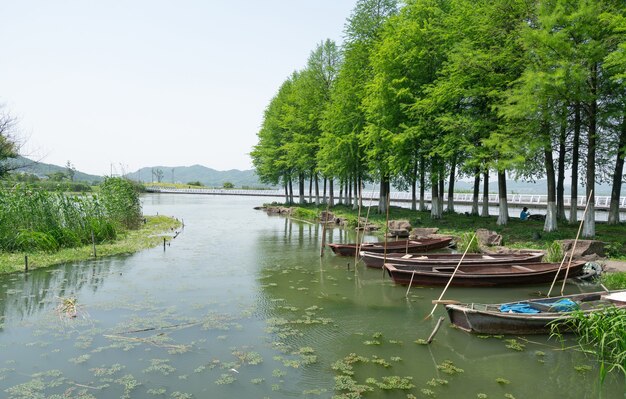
[601,259,626,273]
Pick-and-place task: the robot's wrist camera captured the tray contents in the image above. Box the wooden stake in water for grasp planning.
[426,234,476,319]
[24,255,28,272]
[405,270,416,297]
[547,190,593,297]
[91,230,97,258]
[426,316,445,344]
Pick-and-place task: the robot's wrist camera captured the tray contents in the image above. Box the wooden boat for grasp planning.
[383,261,586,287]
[327,236,453,257]
[445,289,626,335]
[359,250,545,269]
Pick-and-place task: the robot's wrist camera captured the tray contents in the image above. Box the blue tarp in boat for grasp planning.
[499,298,578,314]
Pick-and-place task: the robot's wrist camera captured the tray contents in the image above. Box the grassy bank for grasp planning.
[0,215,181,274]
[284,203,626,259]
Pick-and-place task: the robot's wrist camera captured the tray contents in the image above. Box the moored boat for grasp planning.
[359,250,545,269]
[445,289,626,335]
[327,236,453,257]
[383,261,586,287]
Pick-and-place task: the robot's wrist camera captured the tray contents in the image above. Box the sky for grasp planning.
[0,1,357,176]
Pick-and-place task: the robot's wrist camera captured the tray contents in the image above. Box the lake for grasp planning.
[0,193,623,398]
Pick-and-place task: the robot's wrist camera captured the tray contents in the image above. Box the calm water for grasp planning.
[0,194,623,398]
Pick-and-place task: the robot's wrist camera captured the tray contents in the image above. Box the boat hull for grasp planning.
[360,251,545,269]
[328,237,452,257]
[445,290,626,335]
[383,261,586,287]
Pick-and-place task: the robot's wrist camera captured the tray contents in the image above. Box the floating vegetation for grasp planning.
[215,373,236,385]
[426,378,448,387]
[333,375,373,397]
[115,374,141,399]
[421,388,436,397]
[436,360,464,375]
[495,378,510,384]
[504,339,525,351]
[477,394,488,398]
[68,354,91,364]
[232,350,263,366]
[373,376,414,390]
[171,391,193,399]
[143,359,177,376]
[363,340,381,345]
[390,356,402,362]
[55,295,88,321]
[147,387,167,395]
[504,394,517,399]
[414,339,428,345]
[251,378,265,384]
[575,365,593,373]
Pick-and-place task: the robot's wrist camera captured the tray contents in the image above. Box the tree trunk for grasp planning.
[411,158,417,211]
[608,114,626,224]
[308,172,313,204]
[481,170,490,217]
[557,113,567,221]
[496,170,508,226]
[338,180,343,205]
[314,173,320,205]
[379,178,389,214]
[347,177,352,207]
[299,174,305,204]
[322,177,327,204]
[471,168,480,216]
[569,102,580,224]
[447,154,457,213]
[353,175,359,210]
[419,156,426,211]
[583,65,597,238]
[329,178,334,207]
[284,180,289,204]
[431,162,441,219]
[438,165,444,216]
[544,147,558,232]
[288,178,293,204]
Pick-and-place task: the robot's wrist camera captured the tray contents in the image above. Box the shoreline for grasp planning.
[0,215,181,275]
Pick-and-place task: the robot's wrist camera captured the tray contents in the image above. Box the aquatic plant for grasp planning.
[457,232,481,253]
[436,360,464,375]
[504,339,525,351]
[496,378,510,384]
[552,307,626,383]
[544,241,564,263]
[600,271,626,290]
[215,374,236,385]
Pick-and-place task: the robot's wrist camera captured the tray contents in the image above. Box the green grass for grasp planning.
[0,215,181,274]
[275,203,626,258]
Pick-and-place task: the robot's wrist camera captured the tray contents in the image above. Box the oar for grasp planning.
[426,233,476,319]
[546,190,592,297]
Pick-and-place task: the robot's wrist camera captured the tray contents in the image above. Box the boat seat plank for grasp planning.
[511,265,534,272]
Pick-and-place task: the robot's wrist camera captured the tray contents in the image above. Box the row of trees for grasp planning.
[251,0,626,237]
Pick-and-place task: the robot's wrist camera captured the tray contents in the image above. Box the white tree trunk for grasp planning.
[544,202,558,232]
[431,197,441,219]
[496,198,508,225]
[582,204,595,238]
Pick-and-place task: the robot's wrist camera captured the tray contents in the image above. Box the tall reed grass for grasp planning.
[0,177,142,252]
[552,307,626,384]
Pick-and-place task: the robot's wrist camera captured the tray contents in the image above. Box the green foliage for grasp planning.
[552,307,626,383]
[100,177,143,230]
[457,232,481,254]
[187,181,203,186]
[544,241,564,263]
[600,272,626,290]
[223,182,234,189]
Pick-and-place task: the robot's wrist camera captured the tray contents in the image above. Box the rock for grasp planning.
[387,229,410,238]
[475,228,503,246]
[409,227,440,239]
[320,210,335,223]
[558,239,606,261]
[388,219,412,231]
[265,206,292,215]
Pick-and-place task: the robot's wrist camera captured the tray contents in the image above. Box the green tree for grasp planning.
[0,108,18,177]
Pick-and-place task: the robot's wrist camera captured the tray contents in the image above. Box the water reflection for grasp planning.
[0,257,122,324]
[0,194,622,398]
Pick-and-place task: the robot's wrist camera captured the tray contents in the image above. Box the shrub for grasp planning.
[99,177,143,230]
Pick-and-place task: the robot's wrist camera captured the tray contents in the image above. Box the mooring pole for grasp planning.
[24,255,28,272]
[91,230,97,258]
[163,237,166,251]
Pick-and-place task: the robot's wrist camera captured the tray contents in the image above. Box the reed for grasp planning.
[0,178,141,253]
[552,307,626,384]
[544,241,564,263]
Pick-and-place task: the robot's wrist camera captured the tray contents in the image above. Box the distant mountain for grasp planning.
[3,156,104,183]
[125,165,269,188]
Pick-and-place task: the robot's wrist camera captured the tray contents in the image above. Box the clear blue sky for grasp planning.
[0,1,356,176]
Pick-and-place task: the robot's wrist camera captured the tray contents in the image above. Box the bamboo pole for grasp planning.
[353,180,363,265]
[426,234,476,319]
[405,270,416,297]
[426,317,445,344]
[547,190,593,297]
